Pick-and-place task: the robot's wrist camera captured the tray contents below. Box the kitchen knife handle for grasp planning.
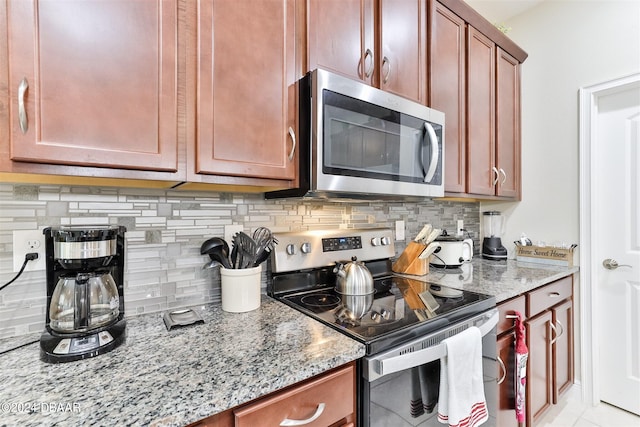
[18,77,29,134]
[280,403,325,426]
[382,56,391,83]
[287,126,296,161]
[422,122,439,183]
[364,48,374,78]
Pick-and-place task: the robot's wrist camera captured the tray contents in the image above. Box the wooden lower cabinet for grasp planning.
[496,276,574,427]
[525,310,554,426]
[190,362,356,427]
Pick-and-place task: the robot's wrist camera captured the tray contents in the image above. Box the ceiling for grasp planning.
[465,0,544,24]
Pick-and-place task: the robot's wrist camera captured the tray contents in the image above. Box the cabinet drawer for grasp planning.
[234,364,355,427]
[497,295,526,335]
[527,276,572,318]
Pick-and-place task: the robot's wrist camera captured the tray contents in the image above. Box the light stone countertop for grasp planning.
[0,259,577,427]
[0,297,365,427]
[418,258,579,303]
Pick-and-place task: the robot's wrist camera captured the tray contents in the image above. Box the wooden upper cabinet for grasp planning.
[307,0,375,84]
[466,25,496,196]
[6,0,178,172]
[429,1,466,193]
[378,0,427,103]
[307,0,426,104]
[496,48,521,198]
[196,0,297,181]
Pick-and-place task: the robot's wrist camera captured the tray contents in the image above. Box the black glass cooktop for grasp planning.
[279,275,495,354]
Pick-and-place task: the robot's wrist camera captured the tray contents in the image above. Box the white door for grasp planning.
[592,78,640,415]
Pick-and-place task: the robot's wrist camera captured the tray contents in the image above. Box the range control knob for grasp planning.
[381,236,391,246]
[286,243,297,255]
[371,237,382,246]
[301,242,311,254]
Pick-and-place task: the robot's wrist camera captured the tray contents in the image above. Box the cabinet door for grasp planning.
[525,311,553,427]
[379,0,427,103]
[197,0,297,180]
[497,333,518,427]
[495,48,520,198]
[7,0,178,171]
[307,0,375,85]
[552,299,573,402]
[429,1,466,193]
[466,26,496,196]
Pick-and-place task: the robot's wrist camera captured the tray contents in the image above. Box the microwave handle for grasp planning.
[422,122,439,183]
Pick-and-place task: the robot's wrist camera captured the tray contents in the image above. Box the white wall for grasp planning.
[482,0,640,259]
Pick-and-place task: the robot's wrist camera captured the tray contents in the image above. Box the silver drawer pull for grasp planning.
[280,403,325,426]
[548,292,561,298]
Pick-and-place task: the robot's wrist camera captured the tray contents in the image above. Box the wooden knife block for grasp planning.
[392,241,429,276]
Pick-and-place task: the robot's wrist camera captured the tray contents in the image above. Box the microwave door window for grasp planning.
[323,90,428,184]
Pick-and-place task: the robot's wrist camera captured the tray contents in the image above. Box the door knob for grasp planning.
[602,258,632,270]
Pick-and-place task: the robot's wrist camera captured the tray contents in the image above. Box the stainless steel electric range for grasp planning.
[268,228,500,427]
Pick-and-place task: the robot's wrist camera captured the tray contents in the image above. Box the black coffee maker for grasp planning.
[40,225,127,363]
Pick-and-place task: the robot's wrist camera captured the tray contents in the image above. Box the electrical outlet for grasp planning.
[395,220,405,241]
[457,220,464,236]
[13,230,46,272]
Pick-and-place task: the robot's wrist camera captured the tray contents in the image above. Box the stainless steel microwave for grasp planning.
[266,69,444,200]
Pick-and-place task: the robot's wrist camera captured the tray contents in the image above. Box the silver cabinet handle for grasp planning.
[549,321,558,345]
[280,403,325,426]
[287,126,296,161]
[603,258,633,270]
[364,48,374,78]
[555,320,564,339]
[18,77,29,134]
[382,56,391,83]
[548,292,561,298]
[492,167,500,186]
[499,168,507,185]
[497,355,507,385]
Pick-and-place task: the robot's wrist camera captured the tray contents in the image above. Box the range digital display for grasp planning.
[322,236,362,252]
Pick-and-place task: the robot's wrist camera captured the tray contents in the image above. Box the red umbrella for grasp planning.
[514,311,528,424]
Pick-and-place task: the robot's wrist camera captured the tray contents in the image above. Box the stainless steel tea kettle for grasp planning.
[334,256,374,295]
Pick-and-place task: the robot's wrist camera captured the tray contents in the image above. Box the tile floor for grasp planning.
[538,386,640,427]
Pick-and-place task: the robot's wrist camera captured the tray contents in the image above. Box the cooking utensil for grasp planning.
[252,227,278,267]
[200,237,232,269]
[234,232,258,269]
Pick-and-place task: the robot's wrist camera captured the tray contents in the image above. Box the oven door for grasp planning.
[311,68,445,199]
[360,309,499,427]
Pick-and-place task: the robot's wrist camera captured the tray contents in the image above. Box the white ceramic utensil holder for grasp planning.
[220,265,262,313]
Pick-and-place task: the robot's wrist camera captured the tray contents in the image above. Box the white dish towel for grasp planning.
[437,326,489,427]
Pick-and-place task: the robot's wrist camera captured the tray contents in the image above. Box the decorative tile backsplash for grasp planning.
[0,183,479,338]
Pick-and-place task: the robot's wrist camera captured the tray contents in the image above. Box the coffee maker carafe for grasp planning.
[40,225,126,363]
[482,211,507,260]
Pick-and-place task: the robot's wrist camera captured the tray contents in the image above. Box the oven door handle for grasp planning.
[371,310,499,380]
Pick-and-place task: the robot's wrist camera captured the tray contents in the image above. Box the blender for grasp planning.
[482,211,507,260]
